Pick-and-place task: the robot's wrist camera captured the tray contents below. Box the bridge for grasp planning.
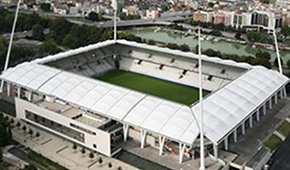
[93,16,188,28]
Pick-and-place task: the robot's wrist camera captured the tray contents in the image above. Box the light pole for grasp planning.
[269,10,283,74]
[0,0,21,92]
[198,27,205,170]
[112,0,117,42]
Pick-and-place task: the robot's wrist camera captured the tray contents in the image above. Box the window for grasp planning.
[170,58,175,63]
[221,69,226,74]
[93,144,97,148]
[70,123,96,135]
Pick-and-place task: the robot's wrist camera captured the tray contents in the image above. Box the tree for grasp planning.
[0,113,11,147]
[17,122,21,128]
[29,128,33,136]
[179,44,190,52]
[23,164,37,170]
[36,132,40,138]
[22,126,27,132]
[89,152,94,159]
[208,2,214,8]
[73,143,77,151]
[81,147,86,155]
[210,30,222,36]
[148,39,156,45]
[61,34,79,49]
[274,58,284,68]
[108,162,112,168]
[40,3,51,12]
[281,25,290,38]
[255,50,271,61]
[98,157,103,164]
[40,40,61,55]
[10,119,14,125]
[117,167,122,170]
[87,12,103,22]
[235,32,242,40]
[32,24,45,41]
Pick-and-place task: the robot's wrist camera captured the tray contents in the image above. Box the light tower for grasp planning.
[198,27,205,170]
[0,0,21,92]
[269,11,283,74]
[112,0,118,42]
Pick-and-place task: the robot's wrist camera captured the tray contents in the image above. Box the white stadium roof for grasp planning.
[0,40,289,146]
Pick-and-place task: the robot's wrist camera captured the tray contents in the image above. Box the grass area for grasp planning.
[277,122,290,137]
[0,100,16,117]
[97,70,209,105]
[264,135,283,151]
[28,151,68,170]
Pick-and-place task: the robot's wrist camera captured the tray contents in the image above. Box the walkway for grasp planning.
[11,122,138,170]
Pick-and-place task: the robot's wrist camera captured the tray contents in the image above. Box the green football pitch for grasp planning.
[96,70,209,105]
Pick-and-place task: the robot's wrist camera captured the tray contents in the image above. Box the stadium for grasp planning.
[0,39,289,168]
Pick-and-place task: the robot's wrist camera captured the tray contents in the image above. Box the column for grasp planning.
[123,124,129,142]
[224,136,228,151]
[263,104,267,115]
[256,109,260,121]
[269,98,272,110]
[283,87,287,98]
[249,115,253,128]
[179,143,186,164]
[28,91,32,101]
[213,144,218,161]
[241,122,245,135]
[140,130,147,148]
[274,93,278,104]
[7,83,10,96]
[233,129,237,143]
[280,89,284,99]
[159,136,166,156]
[0,80,4,93]
[17,86,21,98]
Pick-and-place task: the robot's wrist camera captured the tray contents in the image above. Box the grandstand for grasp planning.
[0,39,288,168]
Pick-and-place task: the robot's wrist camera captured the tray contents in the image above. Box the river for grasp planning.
[127,27,290,65]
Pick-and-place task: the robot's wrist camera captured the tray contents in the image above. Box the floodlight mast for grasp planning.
[0,0,21,92]
[270,12,283,74]
[198,27,205,170]
[112,0,117,42]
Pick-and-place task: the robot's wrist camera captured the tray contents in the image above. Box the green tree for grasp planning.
[32,24,45,41]
[98,157,103,164]
[0,114,12,146]
[274,58,284,68]
[89,152,94,159]
[208,2,215,7]
[148,39,156,45]
[87,12,103,22]
[73,143,77,151]
[40,3,51,12]
[23,164,37,170]
[36,132,40,138]
[62,34,79,48]
[108,162,113,168]
[40,40,61,55]
[281,25,290,38]
[255,50,271,61]
[29,128,33,136]
[179,44,190,52]
[81,147,86,155]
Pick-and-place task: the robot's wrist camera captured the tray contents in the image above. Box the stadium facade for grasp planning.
[0,40,288,165]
